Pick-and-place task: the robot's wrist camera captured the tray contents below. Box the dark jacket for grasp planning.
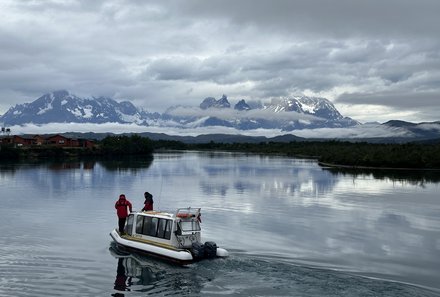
[142,192,154,211]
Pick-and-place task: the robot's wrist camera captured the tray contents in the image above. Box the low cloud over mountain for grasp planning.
[0,91,358,131]
[3,90,439,142]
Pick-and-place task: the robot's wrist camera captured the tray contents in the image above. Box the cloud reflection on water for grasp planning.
[1,151,439,292]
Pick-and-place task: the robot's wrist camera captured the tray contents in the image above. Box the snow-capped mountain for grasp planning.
[261,96,358,130]
[0,91,359,131]
[265,97,344,119]
[162,95,358,130]
[0,90,150,125]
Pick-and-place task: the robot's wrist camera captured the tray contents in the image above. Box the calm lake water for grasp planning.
[0,151,439,296]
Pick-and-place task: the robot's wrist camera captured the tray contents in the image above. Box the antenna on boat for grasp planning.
[157,177,164,210]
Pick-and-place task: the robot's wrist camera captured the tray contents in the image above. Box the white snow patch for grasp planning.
[301,103,316,114]
[117,111,142,123]
[83,105,93,118]
[69,108,83,117]
[37,103,53,115]
[61,100,68,105]
[13,110,22,115]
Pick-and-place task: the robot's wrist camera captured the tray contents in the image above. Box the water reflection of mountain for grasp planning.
[199,162,340,198]
[324,167,440,185]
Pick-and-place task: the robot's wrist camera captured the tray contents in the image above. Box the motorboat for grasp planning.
[110,207,229,265]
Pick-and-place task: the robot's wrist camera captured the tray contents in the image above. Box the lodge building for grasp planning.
[0,134,95,148]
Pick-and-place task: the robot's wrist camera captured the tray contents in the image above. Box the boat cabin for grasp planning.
[123,207,202,249]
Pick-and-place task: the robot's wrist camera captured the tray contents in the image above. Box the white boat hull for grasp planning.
[110,229,229,264]
[110,229,194,264]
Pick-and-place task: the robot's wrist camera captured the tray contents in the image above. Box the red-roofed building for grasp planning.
[1,134,95,148]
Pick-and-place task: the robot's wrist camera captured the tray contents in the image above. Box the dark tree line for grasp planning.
[100,135,154,156]
[183,141,440,169]
[2,134,440,169]
[0,145,20,160]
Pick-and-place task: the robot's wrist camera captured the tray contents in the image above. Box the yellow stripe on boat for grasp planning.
[121,234,181,251]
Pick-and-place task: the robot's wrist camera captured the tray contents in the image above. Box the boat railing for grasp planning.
[175,207,201,220]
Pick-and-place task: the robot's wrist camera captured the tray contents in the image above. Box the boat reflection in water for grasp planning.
[112,258,132,295]
[110,244,158,295]
[109,243,207,296]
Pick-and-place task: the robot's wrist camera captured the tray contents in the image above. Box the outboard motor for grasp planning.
[204,241,217,258]
[191,242,205,260]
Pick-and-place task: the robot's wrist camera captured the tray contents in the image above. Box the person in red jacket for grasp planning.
[115,194,132,234]
[142,192,154,211]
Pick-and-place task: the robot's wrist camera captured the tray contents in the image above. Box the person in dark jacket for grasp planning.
[115,194,132,233]
[142,192,154,211]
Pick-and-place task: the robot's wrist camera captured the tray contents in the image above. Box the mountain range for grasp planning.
[1,91,439,143]
[0,90,358,131]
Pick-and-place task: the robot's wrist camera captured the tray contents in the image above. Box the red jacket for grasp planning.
[143,201,153,211]
[115,197,132,218]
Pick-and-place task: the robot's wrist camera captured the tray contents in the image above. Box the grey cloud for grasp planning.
[292,124,415,139]
[337,91,440,109]
[172,0,440,39]
[146,56,234,83]
[144,43,351,89]
[8,122,419,140]
[1,0,440,124]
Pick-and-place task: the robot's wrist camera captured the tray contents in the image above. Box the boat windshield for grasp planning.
[179,220,201,232]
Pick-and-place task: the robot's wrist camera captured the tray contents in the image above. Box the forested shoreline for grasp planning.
[1,135,440,169]
[155,139,440,169]
[199,141,440,169]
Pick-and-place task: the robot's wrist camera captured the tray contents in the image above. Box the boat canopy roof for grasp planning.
[137,207,201,221]
[175,207,201,219]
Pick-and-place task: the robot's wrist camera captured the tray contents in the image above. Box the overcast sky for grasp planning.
[1,0,439,123]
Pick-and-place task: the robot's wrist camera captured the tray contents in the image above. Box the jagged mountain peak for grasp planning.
[234,99,251,111]
[217,94,230,107]
[200,95,230,109]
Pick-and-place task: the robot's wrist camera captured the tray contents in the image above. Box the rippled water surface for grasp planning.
[1,151,439,296]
